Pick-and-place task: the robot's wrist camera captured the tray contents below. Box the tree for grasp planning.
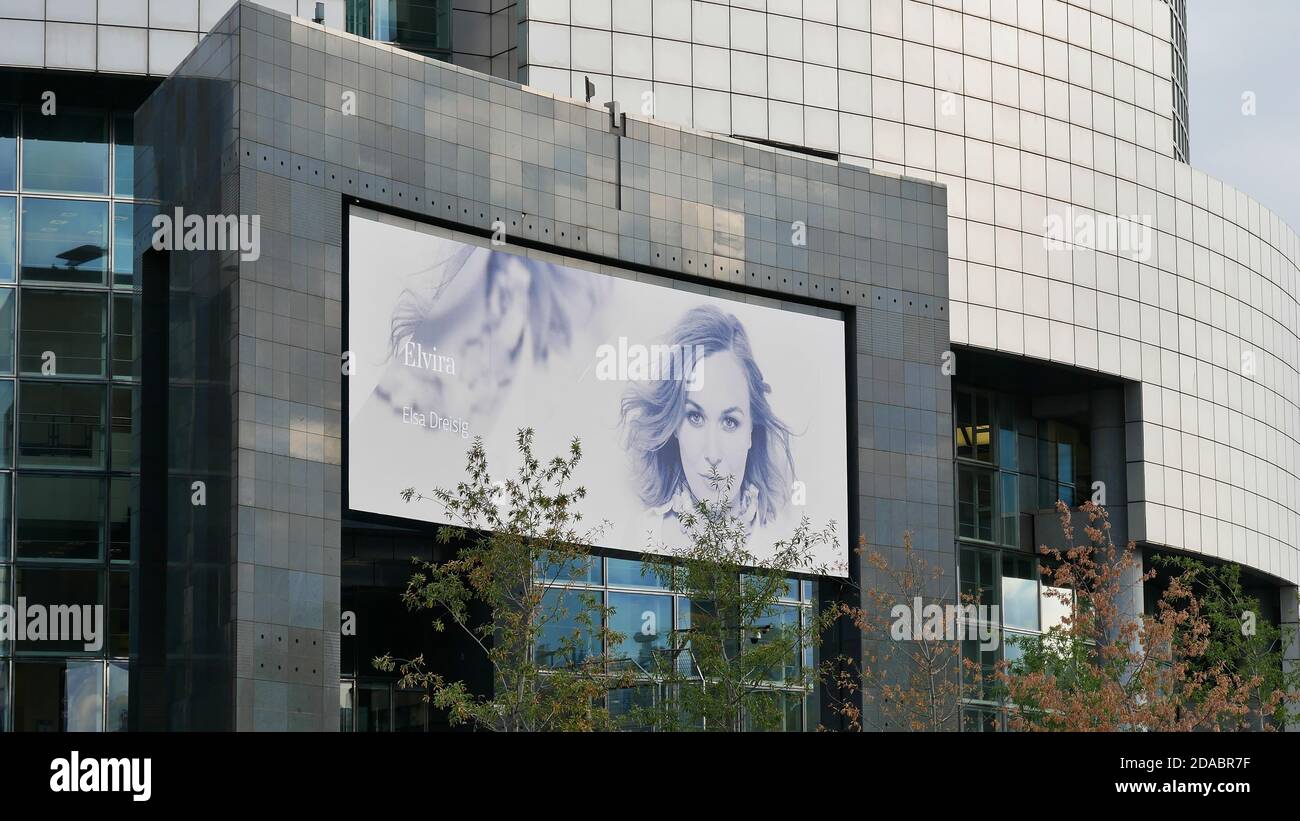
[374,429,636,731]
[628,473,839,731]
[1152,553,1300,730]
[996,500,1266,731]
[819,531,976,731]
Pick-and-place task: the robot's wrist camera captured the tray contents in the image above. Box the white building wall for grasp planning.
[518,0,1300,585]
[0,0,345,75]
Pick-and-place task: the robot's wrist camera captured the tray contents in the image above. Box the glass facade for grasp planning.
[953,385,1090,730]
[339,552,815,732]
[0,102,138,731]
[347,0,452,59]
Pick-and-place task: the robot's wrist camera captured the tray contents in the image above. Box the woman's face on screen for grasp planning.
[677,350,753,505]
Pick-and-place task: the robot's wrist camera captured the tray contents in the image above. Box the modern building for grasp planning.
[0,0,1295,732]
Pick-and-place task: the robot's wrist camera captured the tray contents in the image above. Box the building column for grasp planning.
[1091,387,1142,642]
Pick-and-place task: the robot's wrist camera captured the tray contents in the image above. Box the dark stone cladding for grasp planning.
[137,0,952,730]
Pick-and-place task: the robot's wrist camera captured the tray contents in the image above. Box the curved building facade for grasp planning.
[518,0,1300,587]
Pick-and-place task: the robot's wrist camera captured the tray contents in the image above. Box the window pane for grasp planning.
[999,472,1017,546]
[13,661,104,731]
[1041,585,1073,632]
[356,682,390,732]
[16,473,105,559]
[535,588,601,668]
[392,688,427,732]
[609,685,655,730]
[339,681,355,731]
[20,198,109,284]
[0,288,15,370]
[21,108,108,195]
[106,661,129,731]
[1001,555,1038,631]
[997,396,1017,469]
[111,386,138,470]
[958,466,994,541]
[376,0,451,55]
[0,197,14,281]
[533,551,601,584]
[608,556,664,588]
[974,395,992,461]
[608,591,672,674]
[0,567,8,655]
[754,603,801,683]
[18,381,106,468]
[0,109,14,190]
[0,660,6,731]
[0,380,13,464]
[19,289,106,375]
[110,570,129,653]
[110,476,137,561]
[13,567,104,653]
[0,474,10,562]
[113,114,134,197]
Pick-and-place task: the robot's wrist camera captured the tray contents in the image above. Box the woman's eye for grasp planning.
[686,411,704,427]
[721,417,739,432]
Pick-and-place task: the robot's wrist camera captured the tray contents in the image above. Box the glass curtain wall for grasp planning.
[0,103,139,731]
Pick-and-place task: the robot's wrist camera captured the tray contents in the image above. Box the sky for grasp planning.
[1187,0,1300,232]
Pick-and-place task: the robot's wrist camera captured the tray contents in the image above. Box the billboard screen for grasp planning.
[347,207,850,574]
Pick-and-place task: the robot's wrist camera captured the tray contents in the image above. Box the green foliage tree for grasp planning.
[1153,553,1300,729]
[627,473,839,732]
[374,429,636,731]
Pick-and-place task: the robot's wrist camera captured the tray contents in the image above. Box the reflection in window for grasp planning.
[14,567,103,653]
[113,114,134,197]
[115,203,156,289]
[18,381,106,468]
[110,570,130,653]
[106,662,129,731]
[340,681,355,731]
[0,288,14,370]
[19,289,106,375]
[609,685,655,730]
[0,380,13,464]
[20,198,108,284]
[1001,554,1038,631]
[535,588,601,668]
[111,387,138,470]
[608,591,672,674]
[962,706,1001,732]
[374,0,452,56]
[0,567,8,655]
[0,197,14,281]
[754,604,801,683]
[392,688,428,731]
[958,465,994,542]
[533,551,600,584]
[1041,585,1073,632]
[13,661,104,731]
[999,472,1017,547]
[357,682,391,732]
[962,638,999,701]
[0,109,14,190]
[16,473,105,559]
[960,548,997,608]
[608,556,664,588]
[21,108,108,195]
[955,391,992,462]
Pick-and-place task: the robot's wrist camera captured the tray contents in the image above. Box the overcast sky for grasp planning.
[1187,0,1300,232]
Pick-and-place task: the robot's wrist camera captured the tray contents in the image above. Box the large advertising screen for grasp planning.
[347,207,850,574]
